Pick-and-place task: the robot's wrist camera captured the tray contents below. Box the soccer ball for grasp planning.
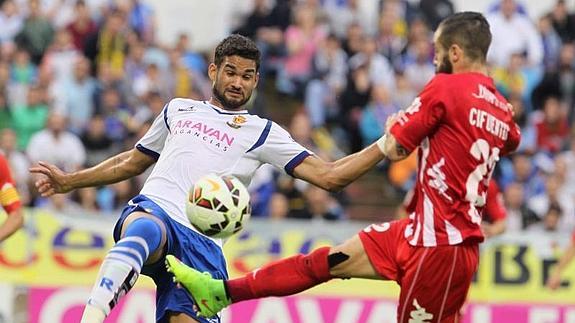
[186,174,251,239]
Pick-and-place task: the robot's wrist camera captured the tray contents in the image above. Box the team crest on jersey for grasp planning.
[227,115,247,129]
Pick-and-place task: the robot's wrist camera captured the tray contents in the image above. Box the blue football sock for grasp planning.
[83,217,163,319]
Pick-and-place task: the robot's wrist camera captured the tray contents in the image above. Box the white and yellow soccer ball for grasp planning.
[186,174,251,239]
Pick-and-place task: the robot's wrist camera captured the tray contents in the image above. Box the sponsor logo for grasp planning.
[472,84,510,111]
[227,115,247,129]
[409,299,433,323]
[173,119,236,152]
[178,106,197,112]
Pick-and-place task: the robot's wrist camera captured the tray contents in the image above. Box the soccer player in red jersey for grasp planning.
[547,231,575,290]
[0,154,24,242]
[166,12,521,322]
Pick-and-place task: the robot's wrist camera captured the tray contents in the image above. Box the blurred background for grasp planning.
[0,0,574,322]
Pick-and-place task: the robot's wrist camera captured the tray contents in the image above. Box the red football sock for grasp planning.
[225,246,332,303]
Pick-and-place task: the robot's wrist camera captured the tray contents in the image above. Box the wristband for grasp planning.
[376,134,387,154]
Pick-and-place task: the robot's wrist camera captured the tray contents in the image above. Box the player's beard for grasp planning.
[436,54,453,74]
[212,83,250,111]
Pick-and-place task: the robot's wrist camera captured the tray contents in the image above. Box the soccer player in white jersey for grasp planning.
[30,34,392,323]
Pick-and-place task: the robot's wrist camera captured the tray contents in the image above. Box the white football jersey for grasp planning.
[136,98,311,244]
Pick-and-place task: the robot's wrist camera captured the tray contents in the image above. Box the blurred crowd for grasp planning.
[0,0,574,231]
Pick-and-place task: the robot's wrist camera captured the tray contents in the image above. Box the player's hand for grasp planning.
[546,272,562,290]
[29,161,73,197]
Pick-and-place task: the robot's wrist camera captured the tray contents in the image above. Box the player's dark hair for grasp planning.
[214,34,261,71]
[437,12,491,62]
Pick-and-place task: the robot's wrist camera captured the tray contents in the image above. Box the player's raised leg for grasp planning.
[166,232,380,318]
[81,212,167,323]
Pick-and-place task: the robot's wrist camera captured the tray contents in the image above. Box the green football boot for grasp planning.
[165,255,231,318]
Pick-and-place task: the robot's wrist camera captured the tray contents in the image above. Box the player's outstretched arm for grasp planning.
[292,111,410,192]
[547,242,575,290]
[292,143,385,192]
[0,207,23,242]
[30,148,156,197]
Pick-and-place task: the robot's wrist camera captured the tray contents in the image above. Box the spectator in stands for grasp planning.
[84,10,128,77]
[27,112,86,172]
[80,114,116,168]
[15,0,54,65]
[61,56,97,133]
[548,0,575,43]
[486,0,543,67]
[0,0,24,46]
[376,10,406,67]
[97,178,138,212]
[393,71,417,110]
[534,96,569,155]
[349,36,395,91]
[0,91,12,130]
[503,182,539,231]
[419,0,454,30]
[234,0,274,40]
[538,15,563,71]
[304,33,347,128]
[11,84,49,150]
[277,4,326,98]
[174,33,207,77]
[124,0,155,45]
[97,87,129,142]
[532,43,575,123]
[529,173,574,229]
[402,39,434,92]
[305,185,345,220]
[10,48,36,87]
[359,85,399,147]
[76,187,99,212]
[41,192,83,214]
[269,191,289,220]
[500,153,546,200]
[341,22,364,58]
[527,202,564,233]
[66,0,97,51]
[509,95,537,154]
[42,0,76,30]
[324,0,377,38]
[41,29,81,111]
[340,64,371,152]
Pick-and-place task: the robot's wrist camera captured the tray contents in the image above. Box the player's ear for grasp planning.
[449,44,462,63]
[254,72,260,87]
[208,63,217,83]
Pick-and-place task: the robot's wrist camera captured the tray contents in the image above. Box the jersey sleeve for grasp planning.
[0,156,21,214]
[390,77,447,152]
[484,180,506,222]
[135,103,170,160]
[256,121,312,176]
[501,122,521,156]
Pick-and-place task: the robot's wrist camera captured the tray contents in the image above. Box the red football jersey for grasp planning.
[483,179,506,223]
[0,154,21,214]
[391,73,520,246]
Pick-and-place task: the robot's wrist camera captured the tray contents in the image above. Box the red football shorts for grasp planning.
[358,218,479,323]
